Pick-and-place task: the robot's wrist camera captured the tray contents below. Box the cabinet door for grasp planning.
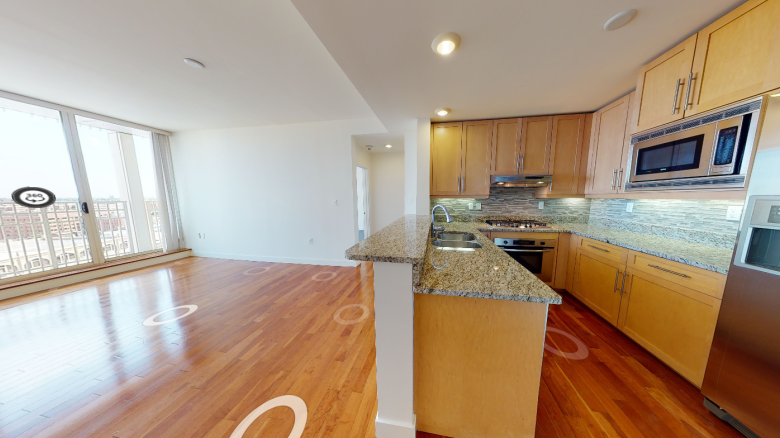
[687,0,780,116]
[460,120,492,197]
[546,114,588,196]
[634,35,697,133]
[519,116,553,174]
[586,95,630,195]
[573,250,624,326]
[490,118,520,175]
[430,123,463,197]
[618,270,722,387]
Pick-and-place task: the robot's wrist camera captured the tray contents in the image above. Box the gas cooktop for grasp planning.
[484,219,551,229]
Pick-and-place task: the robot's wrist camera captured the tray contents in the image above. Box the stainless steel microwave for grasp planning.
[625,97,762,191]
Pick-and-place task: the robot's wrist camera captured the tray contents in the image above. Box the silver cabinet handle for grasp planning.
[617,168,623,189]
[684,72,696,109]
[501,248,552,253]
[457,176,461,193]
[648,264,689,278]
[620,271,627,295]
[613,270,620,293]
[672,78,682,114]
[610,169,617,190]
[515,152,519,173]
[587,244,609,252]
[520,153,525,172]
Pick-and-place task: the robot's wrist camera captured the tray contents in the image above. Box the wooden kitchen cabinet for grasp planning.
[586,94,632,195]
[687,0,780,116]
[430,121,491,198]
[536,113,592,197]
[519,116,553,174]
[635,35,698,133]
[573,250,625,326]
[430,122,463,197]
[460,121,492,197]
[490,118,520,175]
[617,269,722,387]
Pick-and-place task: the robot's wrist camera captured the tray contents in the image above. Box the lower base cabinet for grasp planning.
[569,243,726,388]
[573,251,624,326]
[618,270,722,387]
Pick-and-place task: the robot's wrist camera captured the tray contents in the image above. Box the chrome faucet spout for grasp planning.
[431,204,453,236]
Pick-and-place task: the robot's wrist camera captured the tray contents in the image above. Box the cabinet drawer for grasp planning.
[626,251,726,299]
[578,238,627,263]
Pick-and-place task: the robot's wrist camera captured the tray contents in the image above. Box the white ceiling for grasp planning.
[354,133,405,153]
[0,0,376,132]
[291,0,745,132]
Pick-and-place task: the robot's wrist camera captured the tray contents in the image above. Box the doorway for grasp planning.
[356,166,369,242]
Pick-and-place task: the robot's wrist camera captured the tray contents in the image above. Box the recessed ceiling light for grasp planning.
[183,58,205,69]
[603,9,637,31]
[435,108,451,116]
[385,144,392,148]
[431,32,461,55]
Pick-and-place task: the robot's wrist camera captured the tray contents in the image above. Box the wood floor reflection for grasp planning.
[0,257,377,438]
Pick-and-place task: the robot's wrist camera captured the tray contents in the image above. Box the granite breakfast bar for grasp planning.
[345,215,561,438]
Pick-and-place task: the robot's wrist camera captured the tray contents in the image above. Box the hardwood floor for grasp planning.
[419,290,744,438]
[0,258,741,438]
[0,257,377,438]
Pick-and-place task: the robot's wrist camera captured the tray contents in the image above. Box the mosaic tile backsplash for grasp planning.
[432,188,744,249]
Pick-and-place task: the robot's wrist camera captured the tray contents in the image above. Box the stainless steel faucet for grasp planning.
[431,204,453,236]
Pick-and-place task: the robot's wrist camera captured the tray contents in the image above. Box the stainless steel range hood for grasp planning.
[490,174,552,188]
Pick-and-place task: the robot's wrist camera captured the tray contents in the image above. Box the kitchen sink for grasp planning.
[434,232,476,241]
[431,240,483,250]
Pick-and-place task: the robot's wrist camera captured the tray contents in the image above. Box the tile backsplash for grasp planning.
[432,188,744,249]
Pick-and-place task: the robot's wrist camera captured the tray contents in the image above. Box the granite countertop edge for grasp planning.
[414,287,563,304]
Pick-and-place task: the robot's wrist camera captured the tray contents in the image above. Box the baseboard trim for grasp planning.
[375,414,416,438]
[192,251,359,267]
[0,250,192,302]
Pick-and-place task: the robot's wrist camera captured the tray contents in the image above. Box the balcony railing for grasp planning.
[0,200,161,280]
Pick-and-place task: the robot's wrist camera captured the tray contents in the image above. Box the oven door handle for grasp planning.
[500,248,552,252]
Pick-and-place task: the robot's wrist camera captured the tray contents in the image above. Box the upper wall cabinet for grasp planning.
[635,35,697,133]
[536,114,592,197]
[430,121,492,198]
[430,122,463,197]
[491,118,521,175]
[586,94,633,195]
[519,116,553,174]
[635,0,780,132]
[687,0,780,116]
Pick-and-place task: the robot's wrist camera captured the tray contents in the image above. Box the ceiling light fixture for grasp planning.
[603,9,637,31]
[435,108,451,116]
[385,144,392,148]
[183,58,205,69]
[431,32,461,55]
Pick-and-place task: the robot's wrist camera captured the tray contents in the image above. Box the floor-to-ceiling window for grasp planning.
[0,93,178,283]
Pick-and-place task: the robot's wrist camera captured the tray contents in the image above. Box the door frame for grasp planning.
[356,165,370,240]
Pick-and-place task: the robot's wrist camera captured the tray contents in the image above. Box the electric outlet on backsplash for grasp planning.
[431,188,743,249]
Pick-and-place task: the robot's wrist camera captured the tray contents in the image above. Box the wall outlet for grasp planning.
[333,199,338,206]
[475,202,482,210]
[626,202,634,213]
[538,201,544,210]
[468,202,482,211]
[309,238,314,244]
[726,206,742,221]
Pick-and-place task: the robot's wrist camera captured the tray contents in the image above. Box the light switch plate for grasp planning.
[538,201,544,210]
[475,202,482,210]
[626,202,634,213]
[726,206,742,221]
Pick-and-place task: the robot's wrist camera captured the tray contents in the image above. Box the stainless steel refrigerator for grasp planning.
[702,93,780,438]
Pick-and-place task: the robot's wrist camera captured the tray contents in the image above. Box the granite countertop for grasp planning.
[478,222,733,274]
[346,216,562,304]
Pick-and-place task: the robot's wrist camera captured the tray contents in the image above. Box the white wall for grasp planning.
[370,152,405,232]
[171,117,385,266]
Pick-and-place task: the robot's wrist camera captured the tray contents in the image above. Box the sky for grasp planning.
[0,98,157,202]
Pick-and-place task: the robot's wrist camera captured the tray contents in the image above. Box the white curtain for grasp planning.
[152,133,184,251]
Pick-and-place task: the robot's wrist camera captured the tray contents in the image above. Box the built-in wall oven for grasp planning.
[494,236,557,283]
[626,97,762,191]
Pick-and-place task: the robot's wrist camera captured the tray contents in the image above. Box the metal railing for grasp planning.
[0,200,161,280]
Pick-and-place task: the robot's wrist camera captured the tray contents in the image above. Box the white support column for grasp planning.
[415,119,431,215]
[110,133,155,253]
[373,261,416,438]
